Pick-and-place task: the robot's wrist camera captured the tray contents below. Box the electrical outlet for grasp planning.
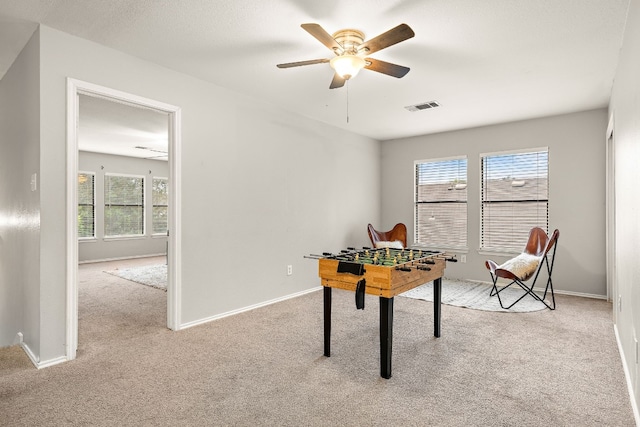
[460,255,467,263]
[287,265,293,276]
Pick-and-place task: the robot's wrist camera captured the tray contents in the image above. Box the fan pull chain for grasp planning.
[346,80,350,124]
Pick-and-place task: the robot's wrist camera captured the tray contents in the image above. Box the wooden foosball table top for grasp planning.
[315,247,449,298]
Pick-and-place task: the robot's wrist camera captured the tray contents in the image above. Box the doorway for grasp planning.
[66,79,182,360]
[606,114,616,319]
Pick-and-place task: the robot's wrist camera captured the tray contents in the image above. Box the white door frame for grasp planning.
[606,113,616,311]
[66,78,182,360]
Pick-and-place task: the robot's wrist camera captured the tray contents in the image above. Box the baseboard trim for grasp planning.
[20,342,38,367]
[79,253,166,265]
[614,324,640,425]
[549,289,607,300]
[179,286,321,331]
[178,280,607,333]
[20,342,67,369]
[458,278,607,300]
[36,355,68,369]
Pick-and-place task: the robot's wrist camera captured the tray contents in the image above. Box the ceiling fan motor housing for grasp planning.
[332,29,365,54]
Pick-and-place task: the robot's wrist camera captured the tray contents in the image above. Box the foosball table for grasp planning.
[308,247,456,379]
[307,248,456,379]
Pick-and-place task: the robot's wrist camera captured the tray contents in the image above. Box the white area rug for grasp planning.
[400,278,548,312]
[105,264,167,291]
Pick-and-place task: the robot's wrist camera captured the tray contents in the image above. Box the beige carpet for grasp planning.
[0,257,635,426]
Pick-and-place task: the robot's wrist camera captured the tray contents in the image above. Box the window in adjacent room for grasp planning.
[104,173,144,237]
[78,172,95,239]
[152,177,168,235]
[480,148,549,252]
[414,156,468,250]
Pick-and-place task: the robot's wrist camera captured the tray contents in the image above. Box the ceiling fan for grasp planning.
[277,23,415,89]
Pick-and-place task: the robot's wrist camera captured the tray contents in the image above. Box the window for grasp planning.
[78,172,95,239]
[152,177,168,235]
[104,174,144,237]
[414,156,468,250]
[481,148,548,252]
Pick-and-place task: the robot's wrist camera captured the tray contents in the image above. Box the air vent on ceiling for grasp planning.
[405,101,441,112]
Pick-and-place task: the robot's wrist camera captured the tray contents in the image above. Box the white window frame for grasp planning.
[78,171,96,240]
[151,176,169,236]
[479,147,549,254]
[104,172,145,239]
[414,155,468,252]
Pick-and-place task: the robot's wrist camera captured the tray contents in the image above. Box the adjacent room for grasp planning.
[77,94,170,351]
[1,1,640,425]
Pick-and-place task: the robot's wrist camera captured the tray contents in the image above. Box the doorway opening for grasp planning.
[606,114,616,320]
[66,79,182,360]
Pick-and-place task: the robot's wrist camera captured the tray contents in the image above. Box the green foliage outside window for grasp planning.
[105,175,144,236]
[78,173,95,238]
[152,178,168,234]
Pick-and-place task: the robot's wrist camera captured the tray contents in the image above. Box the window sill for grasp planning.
[151,234,168,239]
[103,235,145,242]
[79,238,97,243]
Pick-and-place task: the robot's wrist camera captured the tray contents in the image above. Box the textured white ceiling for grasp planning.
[78,94,169,160]
[0,0,631,142]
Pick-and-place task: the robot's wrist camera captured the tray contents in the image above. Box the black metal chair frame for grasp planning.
[487,229,559,310]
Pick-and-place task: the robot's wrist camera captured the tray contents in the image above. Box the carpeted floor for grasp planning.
[0,257,635,426]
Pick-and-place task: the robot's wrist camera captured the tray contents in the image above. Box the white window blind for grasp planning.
[414,157,468,250]
[481,148,548,251]
[104,174,144,237]
[152,177,168,235]
[78,172,95,238]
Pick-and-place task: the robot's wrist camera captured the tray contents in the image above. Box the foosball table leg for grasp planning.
[323,286,331,357]
[380,296,394,379]
[434,277,442,338]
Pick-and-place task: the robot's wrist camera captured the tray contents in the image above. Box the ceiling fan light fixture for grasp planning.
[277,23,414,89]
[330,54,366,80]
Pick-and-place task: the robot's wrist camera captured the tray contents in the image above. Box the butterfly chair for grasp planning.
[367,223,407,249]
[485,227,560,310]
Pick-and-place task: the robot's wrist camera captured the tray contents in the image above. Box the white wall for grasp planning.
[78,151,168,263]
[28,25,380,362]
[381,109,608,297]
[0,29,41,351]
[609,0,640,413]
